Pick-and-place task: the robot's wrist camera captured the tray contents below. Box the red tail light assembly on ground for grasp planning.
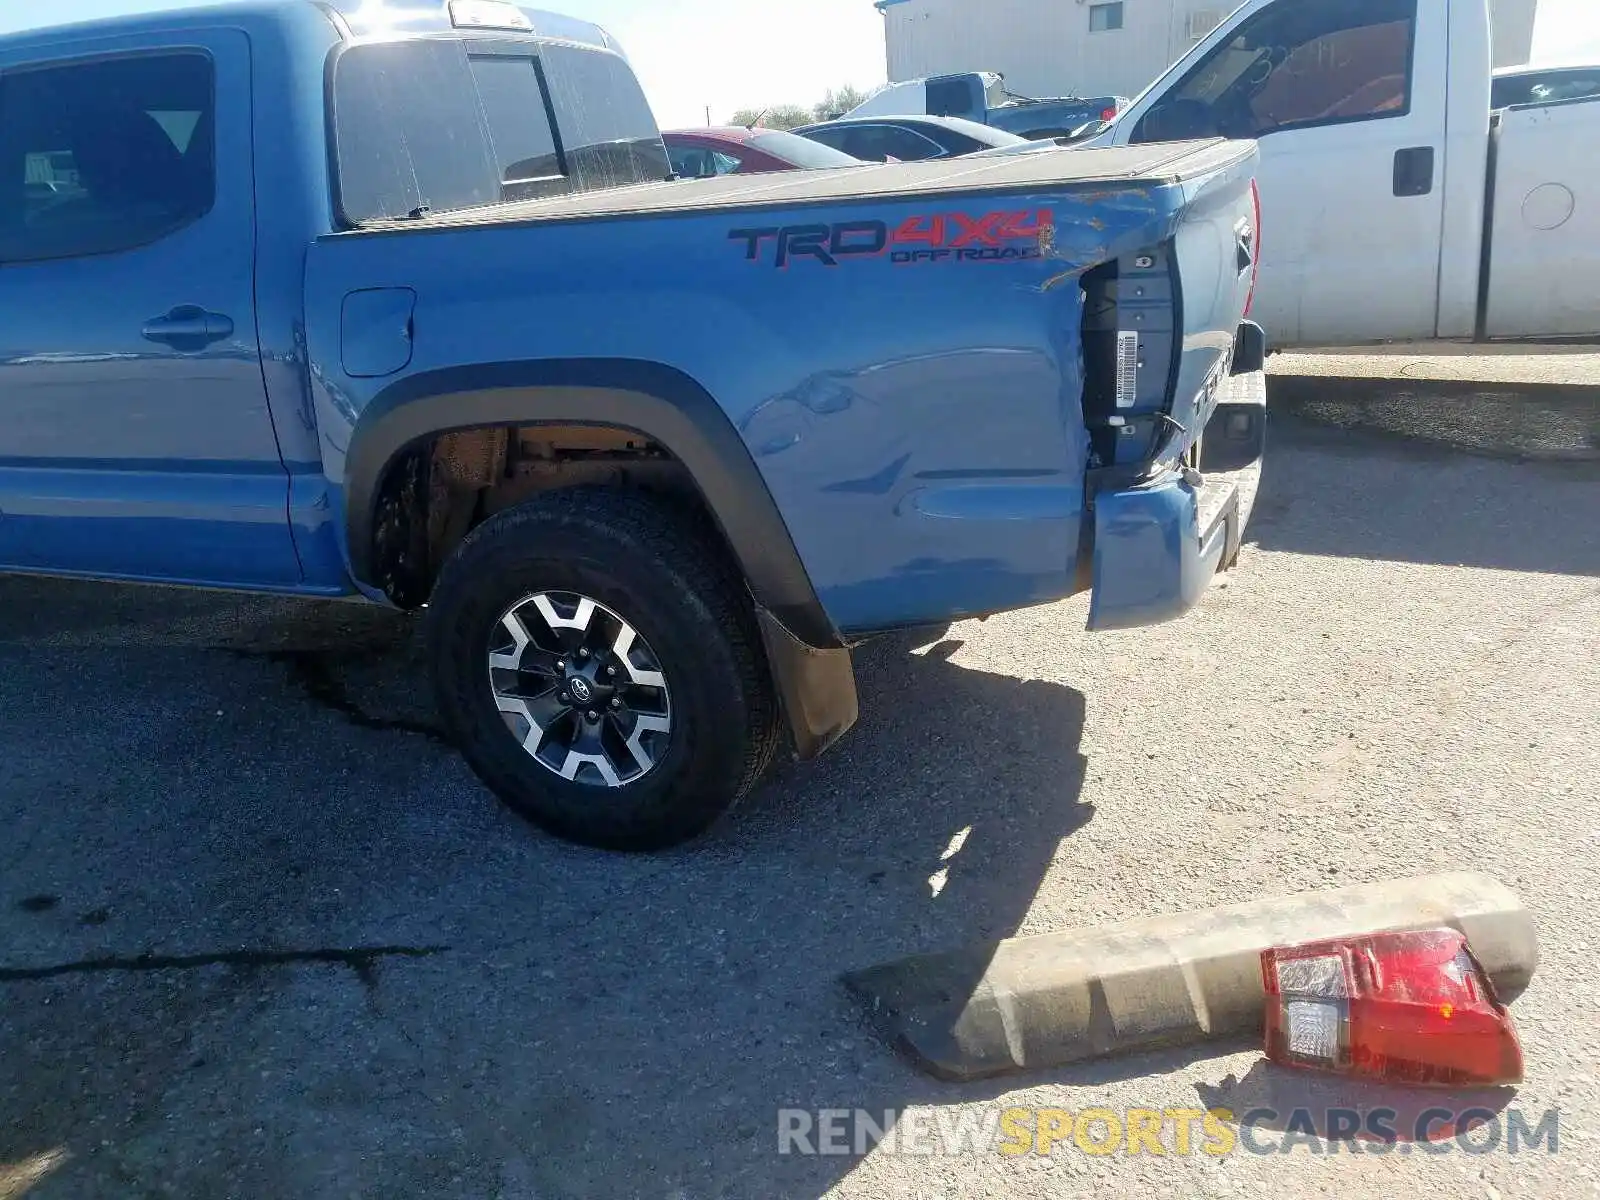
[1262,929,1525,1087]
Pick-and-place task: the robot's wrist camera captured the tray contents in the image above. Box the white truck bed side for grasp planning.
[1481,97,1600,339]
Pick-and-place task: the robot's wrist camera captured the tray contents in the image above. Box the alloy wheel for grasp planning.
[487,591,674,788]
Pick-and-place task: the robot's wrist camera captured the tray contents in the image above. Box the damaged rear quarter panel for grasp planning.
[307,183,1192,635]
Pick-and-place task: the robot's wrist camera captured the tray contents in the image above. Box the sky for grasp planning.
[0,0,1596,128]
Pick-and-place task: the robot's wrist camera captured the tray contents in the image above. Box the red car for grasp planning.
[662,126,865,177]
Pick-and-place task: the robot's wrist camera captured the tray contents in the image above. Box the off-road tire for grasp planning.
[428,488,781,852]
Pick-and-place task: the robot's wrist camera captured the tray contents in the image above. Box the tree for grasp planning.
[729,85,870,131]
[729,104,814,131]
[812,85,868,122]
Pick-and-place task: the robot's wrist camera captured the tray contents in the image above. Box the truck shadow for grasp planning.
[1249,376,1600,577]
[0,585,1093,1198]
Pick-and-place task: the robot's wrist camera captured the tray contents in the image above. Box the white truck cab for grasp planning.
[1089,0,1600,348]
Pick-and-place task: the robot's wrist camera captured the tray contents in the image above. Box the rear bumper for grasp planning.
[1086,368,1267,632]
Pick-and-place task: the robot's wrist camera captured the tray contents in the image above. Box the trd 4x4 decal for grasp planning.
[729,210,1055,268]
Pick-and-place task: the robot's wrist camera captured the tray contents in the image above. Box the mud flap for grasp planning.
[756,607,859,761]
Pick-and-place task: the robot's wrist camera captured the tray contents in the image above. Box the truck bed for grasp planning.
[310,129,1260,639]
[348,139,1253,231]
[1481,95,1600,339]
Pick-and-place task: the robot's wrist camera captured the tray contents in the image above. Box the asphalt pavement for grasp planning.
[2,359,1598,1199]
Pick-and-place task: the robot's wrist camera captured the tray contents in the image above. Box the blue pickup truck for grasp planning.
[0,0,1267,851]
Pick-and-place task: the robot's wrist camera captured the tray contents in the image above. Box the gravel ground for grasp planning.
[1,368,1598,1199]
[1271,348,1600,385]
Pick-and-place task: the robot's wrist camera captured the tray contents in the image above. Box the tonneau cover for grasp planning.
[352,138,1253,231]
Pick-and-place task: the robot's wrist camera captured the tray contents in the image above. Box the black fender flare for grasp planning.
[344,359,859,760]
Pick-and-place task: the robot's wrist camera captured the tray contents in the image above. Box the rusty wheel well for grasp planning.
[368,424,709,609]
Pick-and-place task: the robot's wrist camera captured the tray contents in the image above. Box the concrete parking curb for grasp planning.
[843,872,1538,1082]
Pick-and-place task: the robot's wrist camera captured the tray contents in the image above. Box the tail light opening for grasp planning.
[1243,177,1261,317]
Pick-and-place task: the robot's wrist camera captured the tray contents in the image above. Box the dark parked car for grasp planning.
[791,115,1032,163]
[1491,64,1600,109]
[662,126,863,176]
[845,72,1125,140]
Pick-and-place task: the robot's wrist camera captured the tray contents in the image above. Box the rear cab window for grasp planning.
[330,36,669,225]
[926,77,974,118]
[539,42,671,191]
[1493,70,1600,109]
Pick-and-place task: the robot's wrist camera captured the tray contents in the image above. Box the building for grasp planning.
[875,0,1540,102]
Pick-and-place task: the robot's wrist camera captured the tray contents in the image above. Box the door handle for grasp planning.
[1393,146,1435,197]
[142,305,234,350]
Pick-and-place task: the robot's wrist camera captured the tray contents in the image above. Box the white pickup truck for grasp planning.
[1083,0,1600,348]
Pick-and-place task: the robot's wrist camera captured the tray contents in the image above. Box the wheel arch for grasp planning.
[345,358,842,653]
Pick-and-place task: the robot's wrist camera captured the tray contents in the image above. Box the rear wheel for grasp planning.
[428,488,780,852]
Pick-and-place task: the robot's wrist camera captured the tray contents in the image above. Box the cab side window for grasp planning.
[844,125,943,162]
[878,126,945,160]
[801,127,852,155]
[668,145,742,178]
[1131,0,1416,143]
[667,145,705,177]
[0,52,214,264]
